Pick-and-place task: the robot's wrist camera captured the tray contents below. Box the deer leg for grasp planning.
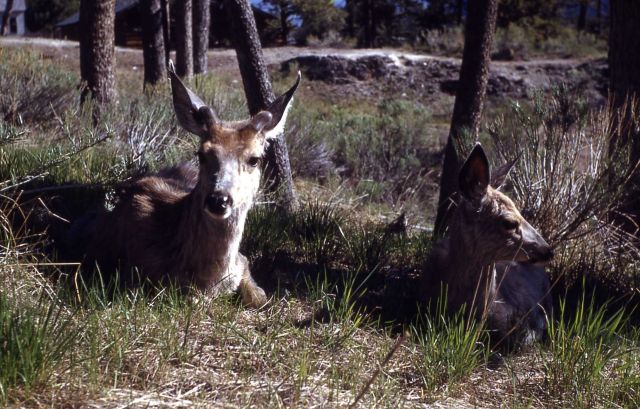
[237,254,267,308]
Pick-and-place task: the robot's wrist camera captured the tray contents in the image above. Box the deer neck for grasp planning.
[443,221,498,314]
[179,186,250,280]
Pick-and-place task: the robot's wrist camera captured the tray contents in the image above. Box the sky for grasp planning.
[252,0,346,12]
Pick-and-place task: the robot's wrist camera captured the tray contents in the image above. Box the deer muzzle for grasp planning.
[205,192,233,218]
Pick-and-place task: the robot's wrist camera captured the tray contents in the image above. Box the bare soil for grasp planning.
[0,37,607,107]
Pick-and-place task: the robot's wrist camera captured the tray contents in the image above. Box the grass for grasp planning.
[418,21,607,60]
[1,44,640,407]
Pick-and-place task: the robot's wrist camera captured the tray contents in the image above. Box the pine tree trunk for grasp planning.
[0,0,14,35]
[224,0,297,211]
[609,0,640,221]
[433,0,498,236]
[278,1,289,44]
[345,0,355,38]
[175,0,193,78]
[193,0,210,74]
[141,0,167,86]
[456,0,464,25]
[596,0,602,33]
[161,0,170,65]
[577,0,588,31]
[79,0,116,119]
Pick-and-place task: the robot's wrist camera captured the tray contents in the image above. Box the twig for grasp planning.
[349,332,406,409]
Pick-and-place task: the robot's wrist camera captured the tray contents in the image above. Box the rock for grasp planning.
[281,53,609,105]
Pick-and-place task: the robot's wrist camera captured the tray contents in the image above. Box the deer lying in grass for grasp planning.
[76,65,300,307]
[422,144,554,346]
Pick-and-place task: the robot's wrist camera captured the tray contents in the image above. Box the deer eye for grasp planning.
[502,218,519,231]
[247,157,260,168]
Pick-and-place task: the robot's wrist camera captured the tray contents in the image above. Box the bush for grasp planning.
[488,87,640,289]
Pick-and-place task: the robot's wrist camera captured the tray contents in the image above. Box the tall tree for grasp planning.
[595,0,603,33]
[79,0,116,119]
[161,0,170,65]
[175,0,193,78]
[1,0,15,35]
[361,0,375,47]
[141,0,167,87]
[433,0,499,236]
[291,0,346,45]
[577,0,588,31]
[265,0,294,44]
[224,0,297,211]
[609,0,640,219]
[193,0,210,74]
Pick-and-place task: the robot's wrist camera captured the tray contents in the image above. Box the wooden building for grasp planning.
[0,0,27,36]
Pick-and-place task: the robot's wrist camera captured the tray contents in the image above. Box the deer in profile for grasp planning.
[74,64,300,307]
[422,144,554,346]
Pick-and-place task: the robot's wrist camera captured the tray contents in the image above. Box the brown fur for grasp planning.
[76,67,300,307]
[422,145,553,347]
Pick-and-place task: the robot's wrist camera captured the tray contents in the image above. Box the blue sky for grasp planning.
[252,0,346,11]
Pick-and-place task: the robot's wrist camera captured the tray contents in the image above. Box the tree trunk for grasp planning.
[363,0,375,47]
[596,0,602,33]
[278,1,289,44]
[224,0,297,211]
[193,0,210,74]
[175,0,193,78]
[456,0,464,25]
[0,0,14,35]
[609,0,640,221]
[161,0,170,65]
[577,0,588,31]
[433,0,498,236]
[141,0,167,87]
[345,0,355,38]
[79,0,116,119]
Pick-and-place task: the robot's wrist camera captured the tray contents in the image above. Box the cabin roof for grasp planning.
[57,0,139,27]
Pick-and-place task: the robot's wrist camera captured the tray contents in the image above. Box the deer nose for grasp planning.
[205,193,233,216]
[531,246,554,264]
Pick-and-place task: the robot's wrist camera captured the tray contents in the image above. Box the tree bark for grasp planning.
[161,0,170,65]
[345,0,355,38]
[596,0,602,33]
[609,0,640,221]
[175,0,193,78]
[79,0,116,119]
[193,0,210,74]
[456,0,464,25]
[141,0,167,87]
[577,0,588,31]
[0,0,14,35]
[433,0,498,236]
[224,0,297,211]
[278,1,289,44]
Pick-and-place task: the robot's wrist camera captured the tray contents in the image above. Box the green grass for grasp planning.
[0,291,76,401]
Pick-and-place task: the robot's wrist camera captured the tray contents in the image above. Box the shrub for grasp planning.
[488,87,640,289]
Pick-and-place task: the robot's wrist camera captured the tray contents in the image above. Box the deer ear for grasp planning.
[168,60,217,138]
[262,71,301,140]
[248,111,273,133]
[491,155,518,190]
[459,143,490,203]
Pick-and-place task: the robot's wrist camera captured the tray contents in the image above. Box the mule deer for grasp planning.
[422,144,554,346]
[74,64,300,307]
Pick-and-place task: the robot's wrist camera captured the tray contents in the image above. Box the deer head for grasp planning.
[168,62,300,220]
[456,144,553,265]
